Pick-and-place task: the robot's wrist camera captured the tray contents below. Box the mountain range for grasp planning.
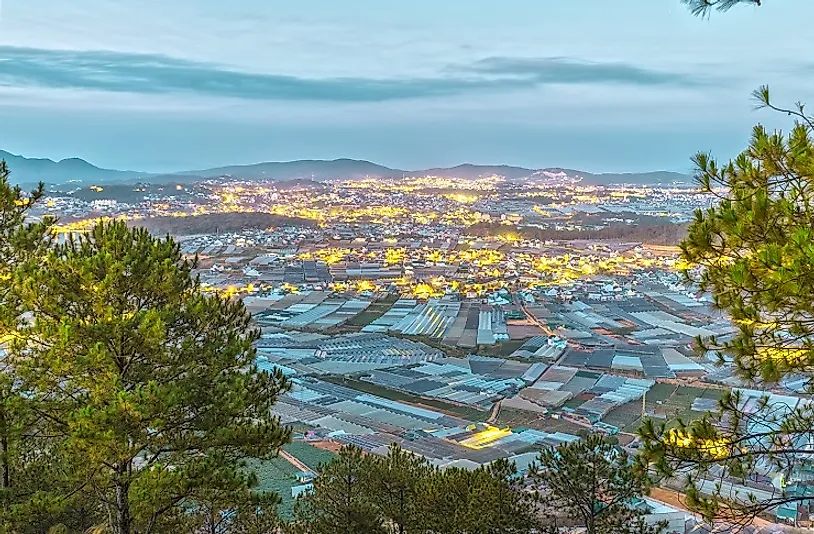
[0,150,692,187]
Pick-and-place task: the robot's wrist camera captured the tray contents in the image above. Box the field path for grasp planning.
[279,449,312,473]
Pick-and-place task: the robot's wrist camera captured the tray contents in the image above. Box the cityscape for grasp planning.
[0,1,809,533]
[17,168,801,529]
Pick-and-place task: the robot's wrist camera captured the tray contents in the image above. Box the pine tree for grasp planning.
[0,161,67,530]
[418,459,535,534]
[290,445,383,534]
[0,161,49,491]
[290,444,535,534]
[190,483,282,534]
[366,443,432,534]
[0,160,51,281]
[530,435,662,534]
[7,220,291,534]
[473,459,536,534]
[680,0,761,16]
[637,89,814,524]
[228,493,283,534]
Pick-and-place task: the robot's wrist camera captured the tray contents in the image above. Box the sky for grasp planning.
[0,0,811,173]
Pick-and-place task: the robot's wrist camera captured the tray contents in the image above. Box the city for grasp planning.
[21,169,802,528]
[0,0,808,533]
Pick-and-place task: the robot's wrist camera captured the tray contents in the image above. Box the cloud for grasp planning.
[0,46,700,103]
[465,56,698,86]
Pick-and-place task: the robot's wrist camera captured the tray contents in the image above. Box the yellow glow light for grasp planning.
[459,426,513,449]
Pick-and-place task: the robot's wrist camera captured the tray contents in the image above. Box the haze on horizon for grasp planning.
[0,0,811,174]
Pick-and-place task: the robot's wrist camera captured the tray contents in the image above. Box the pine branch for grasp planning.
[681,0,762,16]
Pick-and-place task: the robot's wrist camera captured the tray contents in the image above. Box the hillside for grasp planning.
[556,169,693,186]
[410,163,536,180]
[0,150,149,186]
[0,151,692,186]
[182,158,403,181]
[130,212,317,236]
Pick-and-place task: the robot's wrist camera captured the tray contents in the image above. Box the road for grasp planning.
[487,399,502,424]
[279,449,312,474]
[518,301,556,337]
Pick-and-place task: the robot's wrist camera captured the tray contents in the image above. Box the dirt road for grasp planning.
[279,449,312,473]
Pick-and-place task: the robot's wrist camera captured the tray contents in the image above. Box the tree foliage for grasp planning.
[530,435,662,534]
[681,0,761,17]
[419,458,535,534]
[5,220,291,533]
[291,445,385,534]
[190,487,282,534]
[0,159,52,337]
[0,161,72,531]
[0,160,51,280]
[291,444,536,534]
[639,90,814,524]
[366,444,432,534]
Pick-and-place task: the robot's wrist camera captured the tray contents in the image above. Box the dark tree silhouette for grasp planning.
[681,0,761,16]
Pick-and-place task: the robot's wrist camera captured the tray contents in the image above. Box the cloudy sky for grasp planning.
[0,0,810,173]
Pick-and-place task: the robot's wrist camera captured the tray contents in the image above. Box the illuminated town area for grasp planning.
[30,173,802,525]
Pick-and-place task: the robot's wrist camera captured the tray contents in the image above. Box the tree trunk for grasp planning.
[1,434,9,490]
[0,408,10,490]
[112,462,131,534]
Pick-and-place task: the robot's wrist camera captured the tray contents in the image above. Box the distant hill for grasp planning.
[182,159,403,181]
[0,151,692,186]
[181,160,691,185]
[0,150,149,187]
[539,168,693,186]
[409,163,537,180]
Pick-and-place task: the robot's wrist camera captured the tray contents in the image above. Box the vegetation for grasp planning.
[0,163,75,532]
[638,89,814,524]
[286,439,663,533]
[247,443,337,519]
[282,442,337,473]
[291,444,537,534]
[475,339,527,358]
[531,435,663,534]
[602,385,724,433]
[246,456,301,519]
[290,446,385,534]
[0,212,292,532]
[132,212,316,236]
[681,0,761,16]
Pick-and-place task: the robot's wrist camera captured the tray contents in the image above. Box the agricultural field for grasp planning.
[344,294,398,327]
[324,375,490,422]
[602,384,724,433]
[563,396,589,410]
[495,407,587,436]
[247,455,299,518]
[285,441,337,471]
[476,339,528,358]
[248,442,338,519]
